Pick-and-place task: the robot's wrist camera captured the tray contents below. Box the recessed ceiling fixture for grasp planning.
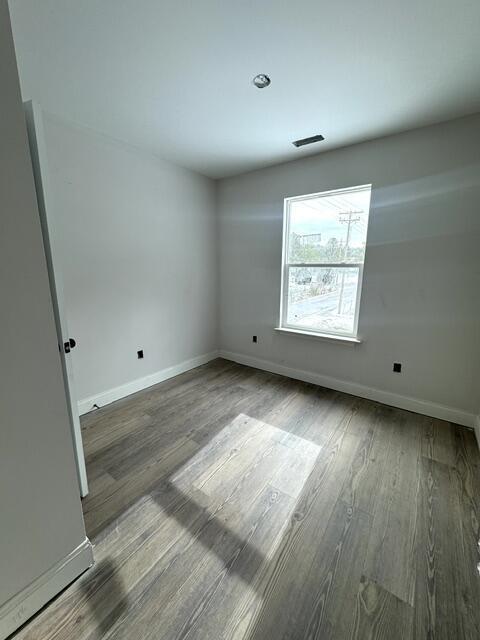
[253,73,271,88]
[292,134,325,147]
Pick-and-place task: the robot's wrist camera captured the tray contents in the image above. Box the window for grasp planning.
[279,184,372,339]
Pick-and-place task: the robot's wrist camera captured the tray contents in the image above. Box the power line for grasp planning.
[337,211,361,314]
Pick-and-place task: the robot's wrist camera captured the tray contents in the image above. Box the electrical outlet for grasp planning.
[393,362,402,373]
[252,335,258,343]
[137,349,144,359]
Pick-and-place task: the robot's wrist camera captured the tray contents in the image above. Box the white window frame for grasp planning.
[279,184,371,340]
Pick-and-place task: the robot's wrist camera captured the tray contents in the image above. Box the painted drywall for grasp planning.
[0,0,87,611]
[41,114,217,405]
[218,114,480,419]
[9,0,480,178]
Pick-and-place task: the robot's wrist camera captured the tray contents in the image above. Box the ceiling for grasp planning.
[9,0,480,179]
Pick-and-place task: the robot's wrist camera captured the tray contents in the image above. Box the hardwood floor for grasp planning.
[15,359,480,639]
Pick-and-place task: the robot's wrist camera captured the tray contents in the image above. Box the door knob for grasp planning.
[64,338,76,353]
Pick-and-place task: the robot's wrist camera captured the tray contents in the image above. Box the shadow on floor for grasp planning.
[79,558,129,637]
[149,480,275,588]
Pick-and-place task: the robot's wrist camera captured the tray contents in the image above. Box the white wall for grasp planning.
[0,0,87,616]
[218,114,480,423]
[42,114,217,406]
[33,107,480,425]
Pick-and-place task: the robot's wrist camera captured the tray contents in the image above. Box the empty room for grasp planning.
[1,0,480,638]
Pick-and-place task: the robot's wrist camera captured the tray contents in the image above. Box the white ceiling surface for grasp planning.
[9,0,480,179]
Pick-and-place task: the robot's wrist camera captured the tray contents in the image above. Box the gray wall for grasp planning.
[218,114,480,416]
[0,0,86,606]
[42,114,217,402]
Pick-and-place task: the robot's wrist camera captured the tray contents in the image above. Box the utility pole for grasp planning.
[337,210,361,314]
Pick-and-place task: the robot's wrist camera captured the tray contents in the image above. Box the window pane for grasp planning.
[287,267,359,335]
[288,188,371,264]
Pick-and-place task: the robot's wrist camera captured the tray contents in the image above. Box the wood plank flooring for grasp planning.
[14,359,480,639]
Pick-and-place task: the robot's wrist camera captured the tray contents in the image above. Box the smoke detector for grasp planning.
[253,74,271,88]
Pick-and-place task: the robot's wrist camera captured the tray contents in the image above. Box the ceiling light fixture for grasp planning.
[253,74,271,88]
[292,134,325,147]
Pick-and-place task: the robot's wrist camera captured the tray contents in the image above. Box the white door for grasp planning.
[24,101,89,497]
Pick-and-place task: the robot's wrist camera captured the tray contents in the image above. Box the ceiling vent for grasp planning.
[292,134,325,147]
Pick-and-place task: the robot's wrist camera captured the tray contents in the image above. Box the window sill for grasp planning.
[274,327,362,345]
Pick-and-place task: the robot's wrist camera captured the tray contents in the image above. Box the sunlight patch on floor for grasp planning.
[171,413,321,541]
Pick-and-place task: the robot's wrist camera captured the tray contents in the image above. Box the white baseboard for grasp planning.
[78,351,219,415]
[219,349,476,428]
[0,538,93,640]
